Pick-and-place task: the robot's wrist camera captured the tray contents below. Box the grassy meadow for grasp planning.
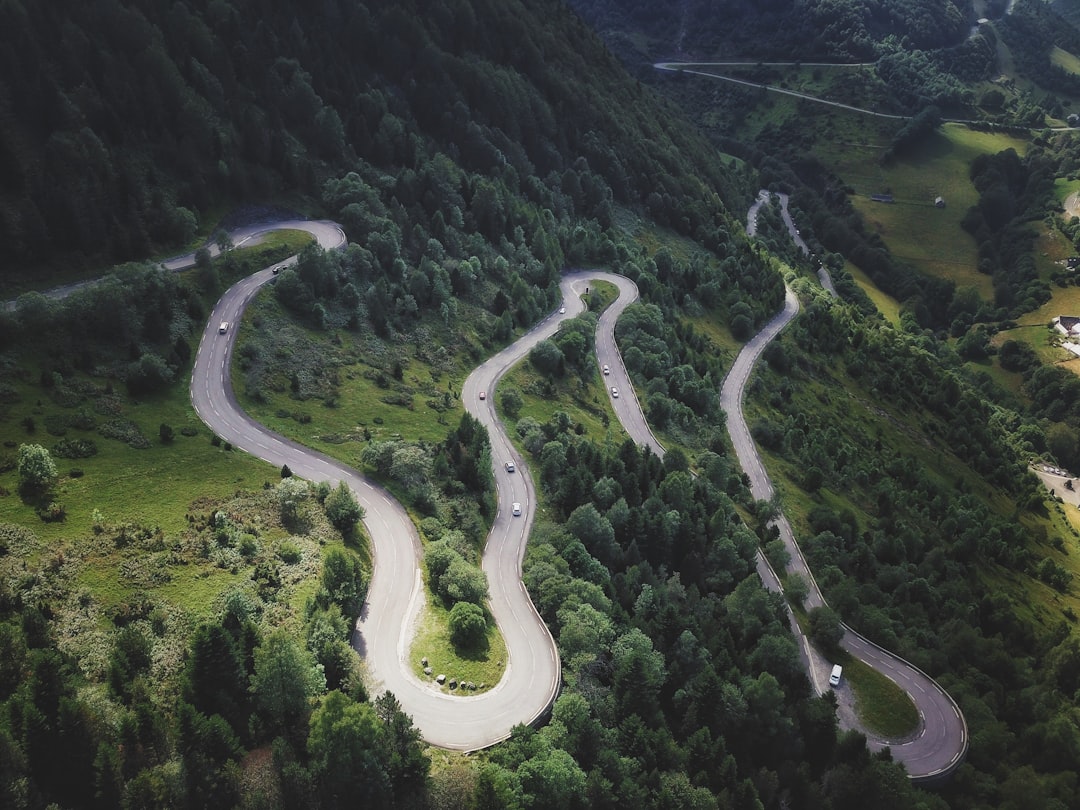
[0,236,372,694]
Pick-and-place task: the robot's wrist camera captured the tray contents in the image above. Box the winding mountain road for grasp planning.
[187,203,966,777]
[189,223,566,750]
[743,193,968,782]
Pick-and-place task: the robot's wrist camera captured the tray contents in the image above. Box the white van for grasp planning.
[829,665,843,687]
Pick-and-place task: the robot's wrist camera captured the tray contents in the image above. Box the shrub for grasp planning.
[277,541,302,564]
[53,438,98,459]
[18,444,57,491]
[449,601,487,648]
[324,481,364,533]
[98,418,150,449]
[36,501,66,523]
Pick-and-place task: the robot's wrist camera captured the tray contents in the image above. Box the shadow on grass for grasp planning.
[451,631,493,662]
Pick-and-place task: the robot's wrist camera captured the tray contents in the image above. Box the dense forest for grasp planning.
[569,0,974,64]
[0,0,748,280]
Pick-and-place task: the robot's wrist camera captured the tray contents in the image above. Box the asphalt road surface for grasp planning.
[193,236,659,749]
[192,226,569,750]
[189,205,966,775]
[741,193,968,782]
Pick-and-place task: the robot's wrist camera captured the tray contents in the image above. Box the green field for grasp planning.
[842,125,1030,300]
[410,599,508,692]
[840,653,921,738]
[845,261,902,326]
[1051,45,1080,76]
[0,373,277,544]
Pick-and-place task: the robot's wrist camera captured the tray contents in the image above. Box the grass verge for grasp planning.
[410,599,507,692]
[836,651,921,739]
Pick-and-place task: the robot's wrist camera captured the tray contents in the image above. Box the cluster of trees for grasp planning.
[747,289,1080,806]
[0,530,427,810]
[490,407,938,808]
[999,0,1080,102]
[361,413,494,544]
[959,146,1057,318]
[2,265,197,392]
[875,51,971,114]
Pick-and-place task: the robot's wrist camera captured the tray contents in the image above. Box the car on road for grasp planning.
[559,306,566,314]
[218,321,229,334]
[611,387,618,398]
[272,266,281,275]
[512,502,522,516]
[602,364,610,375]
[505,461,515,472]
[829,665,843,687]
[479,391,486,400]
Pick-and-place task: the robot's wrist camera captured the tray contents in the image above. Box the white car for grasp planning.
[611,387,619,398]
[505,461,515,473]
[512,502,522,516]
[829,665,843,687]
[479,391,486,400]
[559,306,566,314]
[602,364,610,375]
[218,321,229,334]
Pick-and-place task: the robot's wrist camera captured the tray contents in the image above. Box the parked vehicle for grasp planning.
[829,665,843,687]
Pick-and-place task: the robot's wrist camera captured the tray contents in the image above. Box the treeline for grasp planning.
[0,0,743,281]
[999,0,1080,101]
[569,0,972,63]
[959,146,1057,317]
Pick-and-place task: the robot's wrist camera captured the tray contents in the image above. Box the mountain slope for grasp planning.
[0,0,745,280]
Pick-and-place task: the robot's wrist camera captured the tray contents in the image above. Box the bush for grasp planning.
[808,606,844,651]
[36,501,66,522]
[324,481,364,533]
[159,423,174,444]
[277,541,302,564]
[52,438,98,459]
[18,444,57,491]
[449,601,487,648]
[98,419,150,449]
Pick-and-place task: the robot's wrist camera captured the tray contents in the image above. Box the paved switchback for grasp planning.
[192,223,567,750]
[740,192,967,782]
